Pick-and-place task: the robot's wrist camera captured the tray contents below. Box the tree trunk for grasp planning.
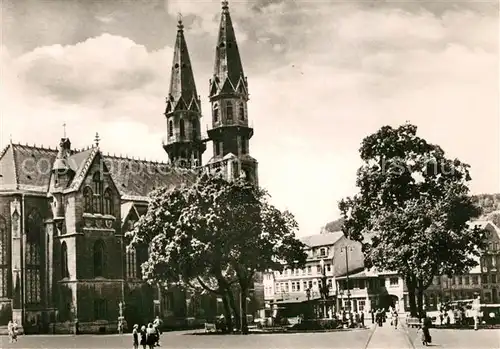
[406,276,418,317]
[227,287,240,331]
[239,286,249,334]
[416,288,425,318]
[221,295,233,333]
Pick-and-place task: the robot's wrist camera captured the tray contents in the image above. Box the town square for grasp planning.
[1,0,499,348]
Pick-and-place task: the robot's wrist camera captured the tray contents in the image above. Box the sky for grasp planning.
[1,0,499,236]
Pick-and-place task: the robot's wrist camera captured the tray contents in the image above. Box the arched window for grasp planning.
[61,242,69,278]
[239,103,245,120]
[83,186,93,213]
[168,119,173,137]
[213,104,219,123]
[93,172,103,214]
[126,246,137,279]
[192,120,198,139]
[226,102,233,120]
[241,136,247,154]
[26,210,43,304]
[0,215,7,297]
[103,188,113,216]
[93,240,105,277]
[179,119,185,138]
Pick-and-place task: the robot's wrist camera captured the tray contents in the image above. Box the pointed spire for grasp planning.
[210,0,246,98]
[94,132,100,147]
[166,14,199,114]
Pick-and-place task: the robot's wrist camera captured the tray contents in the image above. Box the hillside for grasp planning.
[473,193,500,227]
[321,218,344,234]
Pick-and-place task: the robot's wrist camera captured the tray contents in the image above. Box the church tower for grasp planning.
[207,0,258,184]
[163,19,206,168]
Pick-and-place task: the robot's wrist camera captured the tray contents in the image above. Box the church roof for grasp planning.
[0,143,195,201]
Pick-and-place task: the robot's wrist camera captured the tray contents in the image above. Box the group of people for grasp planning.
[7,320,19,343]
[337,309,365,328]
[131,316,163,349]
[371,308,388,327]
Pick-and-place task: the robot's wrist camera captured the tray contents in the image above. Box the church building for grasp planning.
[0,1,258,333]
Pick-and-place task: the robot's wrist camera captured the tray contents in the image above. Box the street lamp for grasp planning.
[319,259,329,318]
[341,246,354,315]
[305,287,311,320]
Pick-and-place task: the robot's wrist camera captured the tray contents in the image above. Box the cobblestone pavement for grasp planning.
[366,322,412,349]
[1,326,498,348]
[405,327,500,349]
[1,328,372,349]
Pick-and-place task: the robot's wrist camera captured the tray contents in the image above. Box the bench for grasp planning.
[204,323,217,333]
[406,317,421,328]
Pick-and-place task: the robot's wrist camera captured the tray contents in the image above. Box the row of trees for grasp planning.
[127,175,307,333]
[127,122,488,332]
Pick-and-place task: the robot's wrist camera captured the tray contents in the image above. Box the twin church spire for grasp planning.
[164,1,257,184]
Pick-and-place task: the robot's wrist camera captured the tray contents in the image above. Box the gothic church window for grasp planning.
[239,103,245,120]
[61,241,69,278]
[226,102,233,121]
[213,104,219,123]
[192,120,197,139]
[241,136,247,154]
[0,215,7,297]
[168,120,173,137]
[126,246,137,279]
[93,240,105,277]
[26,210,43,304]
[180,119,185,138]
[93,172,103,214]
[83,186,93,213]
[103,188,113,216]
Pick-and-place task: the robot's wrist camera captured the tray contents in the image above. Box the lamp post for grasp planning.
[306,287,311,320]
[319,259,329,318]
[341,246,353,315]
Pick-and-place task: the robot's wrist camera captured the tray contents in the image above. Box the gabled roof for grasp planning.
[121,202,140,227]
[468,220,500,238]
[336,269,379,280]
[0,143,196,201]
[300,231,344,248]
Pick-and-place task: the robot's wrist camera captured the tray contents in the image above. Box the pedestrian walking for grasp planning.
[153,316,163,346]
[360,311,365,327]
[118,318,124,334]
[11,321,19,343]
[7,320,14,343]
[146,323,156,349]
[140,325,147,349]
[420,316,432,345]
[392,310,398,329]
[132,324,139,349]
[371,309,374,324]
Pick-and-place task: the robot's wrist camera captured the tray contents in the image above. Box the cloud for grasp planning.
[1,1,498,236]
[14,34,172,105]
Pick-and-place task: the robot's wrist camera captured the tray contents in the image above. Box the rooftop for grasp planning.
[300,231,344,248]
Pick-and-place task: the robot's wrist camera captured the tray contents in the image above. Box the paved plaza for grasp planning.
[1,324,499,349]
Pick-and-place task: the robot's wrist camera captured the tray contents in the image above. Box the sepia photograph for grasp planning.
[0,0,499,348]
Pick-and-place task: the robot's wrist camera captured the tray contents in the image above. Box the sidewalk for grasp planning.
[365,321,412,349]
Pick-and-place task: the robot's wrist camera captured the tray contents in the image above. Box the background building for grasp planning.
[263,220,500,317]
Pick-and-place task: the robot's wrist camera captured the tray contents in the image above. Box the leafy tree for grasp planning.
[339,124,486,317]
[127,173,307,333]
